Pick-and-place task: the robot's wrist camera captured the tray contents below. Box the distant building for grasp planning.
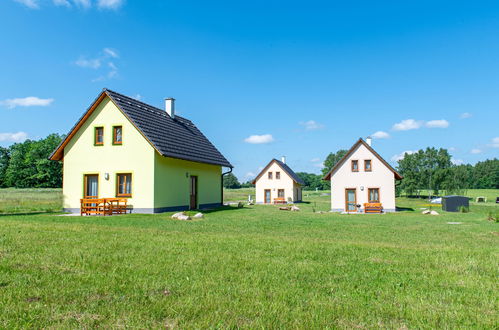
[252,157,304,204]
[323,138,403,213]
[50,89,232,213]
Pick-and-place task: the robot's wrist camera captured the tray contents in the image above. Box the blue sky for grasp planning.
[1,0,498,181]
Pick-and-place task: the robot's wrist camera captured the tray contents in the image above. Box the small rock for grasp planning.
[171,212,185,219]
[193,212,204,219]
[447,222,462,225]
[422,210,431,215]
[430,210,439,215]
[291,206,300,211]
[177,214,191,221]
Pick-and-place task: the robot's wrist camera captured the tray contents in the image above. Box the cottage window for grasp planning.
[113,126,123,145]
[278,189,285,198]
[116,173,132,197]
[351,160,359,172]
[364,160,372,172]
[94,127,104,145]
[368,188,380,203]
[276,172,281,179]
[268,172,273,180]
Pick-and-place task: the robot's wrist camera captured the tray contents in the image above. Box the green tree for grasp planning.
[472,159,499,188]
[296,172,328,190]
[223,173,241,189]
[321,149,348,177]
[0,146,10,188]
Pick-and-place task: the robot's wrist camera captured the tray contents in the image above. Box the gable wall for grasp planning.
[62,97,155,211]
[329,143,396,212]
[255,161,300,203]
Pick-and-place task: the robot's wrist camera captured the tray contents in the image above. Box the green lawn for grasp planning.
[0,189,498,328]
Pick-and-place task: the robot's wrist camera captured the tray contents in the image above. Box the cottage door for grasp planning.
[84,174,99,198]
[264,189,271,204]
[345,188,357,212]
[189,176,198,210]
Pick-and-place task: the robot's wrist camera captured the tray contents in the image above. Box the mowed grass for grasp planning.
[0,190,498,328]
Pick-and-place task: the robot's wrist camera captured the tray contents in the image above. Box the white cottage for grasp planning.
[323,138,403,213]
[252,157,304,204]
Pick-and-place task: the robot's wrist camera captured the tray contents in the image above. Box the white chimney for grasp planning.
[281,156,286,164]
[366,136,372,146]
[165,97,175,119]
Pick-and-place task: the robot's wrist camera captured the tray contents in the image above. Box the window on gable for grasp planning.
[94,127,104,146]
[351,160,359,172]
[268,172,273,180]
[116,173,132,197]
[364,159,372,172]
[113,126,123,145]
[368,188,380,203]
[276,171,280,179]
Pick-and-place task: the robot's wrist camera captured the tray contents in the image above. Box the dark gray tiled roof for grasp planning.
[275,159,305,185]
[106,89,232,168]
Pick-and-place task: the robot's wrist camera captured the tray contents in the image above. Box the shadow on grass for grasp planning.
[0,211,61,217]
[395,206,415,212]
[201,205,251,214]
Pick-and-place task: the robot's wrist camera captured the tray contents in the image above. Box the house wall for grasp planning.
[154,154,222,211]
[255,162,300,203]
[62,97,155,212]
[329,143,396,212]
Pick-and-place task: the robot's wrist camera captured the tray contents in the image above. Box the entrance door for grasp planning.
[190,176,198,210]
[264,189,271,204]
[84,174,99,198]
[345,188,357,212]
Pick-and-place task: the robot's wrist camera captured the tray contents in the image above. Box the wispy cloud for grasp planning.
[244,134,274,144]
[391,150,417,162]
[97,0,124,10]
[245,172,256,178]
[470,148,482,154]
[371,131,390,139]
[14,0,39,9]
[75,48,120,81]
[0,131,28,142]
[75,57,101,69]
[299,120,324,131]
[73,0,91,8]
[425,119,449,128]
[460,112,472,119]
[132,94,142,101]
[490,137,499,148]
[0,96,54,109]
[392,119,423,131]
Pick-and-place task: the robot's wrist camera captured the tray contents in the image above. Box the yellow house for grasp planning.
[50,89,232,213]
[252,157,304,204]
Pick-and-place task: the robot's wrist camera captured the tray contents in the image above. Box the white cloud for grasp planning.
[460,112,472,119]
[73,0,91,8]
[313,163,325,168]
[310,157,320,162]
[103,47,119,58]
[490,137,499,148]
[244,134,274,144]
[245,172,256,178]
[75,57,101,69]
[53,0,70,6]
[371,131,390,139]
[98,0,124,9]
[132,94,142,101]
[470,148,482,154]
[391,150,417,162]
[107,62,118,78]
[0,132,28,142]
[392,119,423,131]
[0,96,54,109]
[451,158,464,165]
[425,119,449,128]
[14,0,39,9]
[299,120,324,131]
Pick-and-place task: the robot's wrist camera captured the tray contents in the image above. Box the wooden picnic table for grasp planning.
[80,198,130,216]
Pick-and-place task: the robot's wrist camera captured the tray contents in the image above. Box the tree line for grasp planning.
[0,134,64,188]
[0,135,497,193]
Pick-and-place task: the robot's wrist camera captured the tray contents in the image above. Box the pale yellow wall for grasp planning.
[329,143,396,212]
[154,154,222,209]
[254,161,301,203]
[62,97,155,211]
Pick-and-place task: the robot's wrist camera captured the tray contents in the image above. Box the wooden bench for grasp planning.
[273,197,286,204]
[80,198,130,216]
[364,203,383,213]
